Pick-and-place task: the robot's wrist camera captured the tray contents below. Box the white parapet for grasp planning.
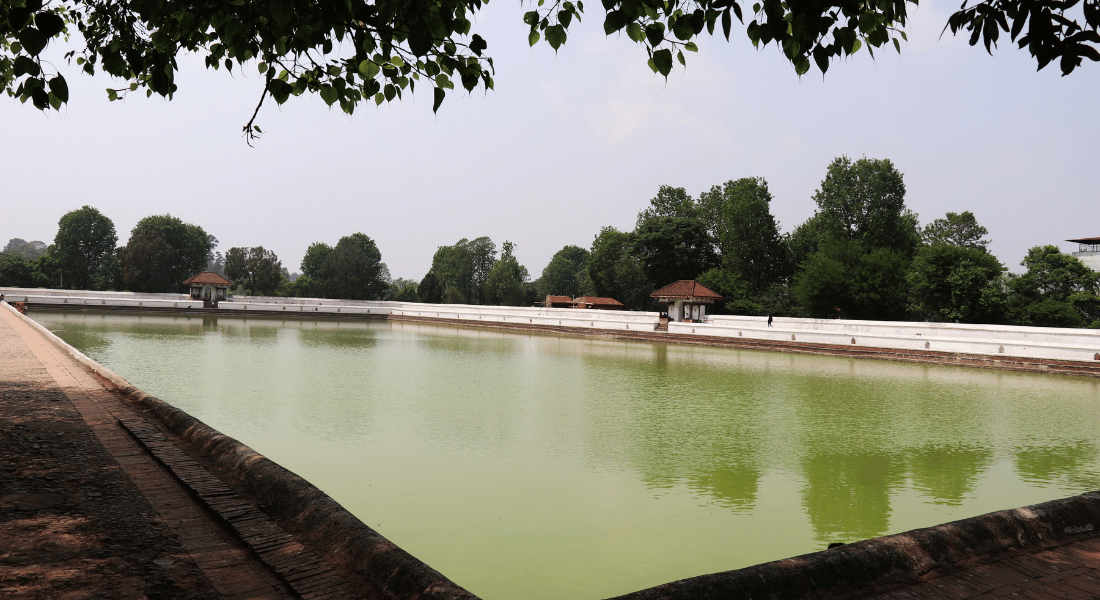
[672,315,1100,363]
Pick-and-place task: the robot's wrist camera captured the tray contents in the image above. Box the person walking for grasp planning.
[767,315,773,327]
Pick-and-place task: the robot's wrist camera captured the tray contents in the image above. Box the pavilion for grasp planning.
[184,272,233,308]
[651,280,723,322]
[1067,237,1100,272]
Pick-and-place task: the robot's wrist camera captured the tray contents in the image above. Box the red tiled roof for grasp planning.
[545,295,572,303]
[650,280,723,300]
[574,296,624,306]
[183,272,233,286]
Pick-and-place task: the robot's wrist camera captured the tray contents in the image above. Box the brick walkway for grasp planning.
[1,304,360,599]
[861,539,1100,599]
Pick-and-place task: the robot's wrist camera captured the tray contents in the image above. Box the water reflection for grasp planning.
[30,310,1100,600]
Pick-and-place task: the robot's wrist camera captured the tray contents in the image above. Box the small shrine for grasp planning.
[184,272,233,308]
[651,280,723,322]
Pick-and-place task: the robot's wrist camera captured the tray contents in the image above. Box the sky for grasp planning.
[3,2,1097,280]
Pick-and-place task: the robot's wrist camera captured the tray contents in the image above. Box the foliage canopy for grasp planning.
[2,0,1093,137]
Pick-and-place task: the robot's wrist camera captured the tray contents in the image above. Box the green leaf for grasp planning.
[435,73,454,89]
[34,11,65,38]
[546,24,567,49]
[794,55,810,75]
[258,61,268,74]
[48,91,61,110]
[559,9,573,28]
[605,11,630,35]
[359,60,380,79]
[893,37,901,53]
[433,87,445,113]
[13,56,39,77]
[18,27,48,56]
[651,48,673,76]
[722,9,732,40]
[626,22,645,42]
[384,83,396,101]
[269,0,293,26]
[528,30,541,46]
[375,92,385,105]
[677,49,685,65]
[645,23,665,46]
[319,85,338,106]
[684,41,698,52]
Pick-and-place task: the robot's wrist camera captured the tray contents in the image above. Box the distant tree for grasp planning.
[0,253,37,287]
[698,177,791,297]
[588,226,650,310]
[225,246,283,296]
[300,242,334,281]
[53,206,118,290]
[487,241,531,306]
[92,247,123,291]
[539,245,593,298]
[804,156,920,259]
[119,215,214,293]
[907,244,1007,323]
[921,211,990,250]
[389,278,421,302]
[793,240,909,320]
[430,238,496,304]
[207,250,226,276]
[466,236,497,305]
[3,239,49,260]
[632,186,718,286]
[324,233,389,300]
[1007,246,1100,328]
[418,270,444,304]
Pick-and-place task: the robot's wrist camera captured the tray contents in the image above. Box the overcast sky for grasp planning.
[3,2,1097,280]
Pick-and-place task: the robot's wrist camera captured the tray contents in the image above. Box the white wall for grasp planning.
[672,314,1100,363]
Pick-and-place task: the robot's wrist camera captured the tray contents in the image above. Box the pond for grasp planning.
[32,310,1100,600]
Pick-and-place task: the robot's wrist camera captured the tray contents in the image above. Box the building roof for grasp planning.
[545,295,572,303]
[1067,237,1100,244]
[574,296,624,306]
[650,280,723,300]
[183,271,234,286]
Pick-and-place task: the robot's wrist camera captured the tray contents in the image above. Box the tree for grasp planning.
[3,239,48,260]
[119,214,214,293]
[632,185,718,286]
[588,226,650,310]
[793,239,910,320]
[698,177,790,296]
[487,242,531,306]
[417,271,443,304]
[921,211,991,250]
[389,278,421,302]
[0,252,37,287]
[907,244,1007,323]
[53,205,117,290]
[6,0,1092,140]
[1007,245,1100,327]
[429,237,496,304]
[539,245,593,298]
[808,156,920,259]
[225,246,284,296]
[322,233,389,300]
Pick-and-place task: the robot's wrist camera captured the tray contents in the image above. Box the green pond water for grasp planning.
[32,310,1100,600]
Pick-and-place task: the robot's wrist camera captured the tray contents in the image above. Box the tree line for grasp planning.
[4,157,1099,328]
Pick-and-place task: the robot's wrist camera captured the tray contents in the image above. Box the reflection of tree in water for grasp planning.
[801,453,904,543]
[907,445,992,506]
[687,460,760,513]
[1014,442,1100,491]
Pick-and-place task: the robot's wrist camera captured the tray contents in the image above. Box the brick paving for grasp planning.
[1,303,362,599]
